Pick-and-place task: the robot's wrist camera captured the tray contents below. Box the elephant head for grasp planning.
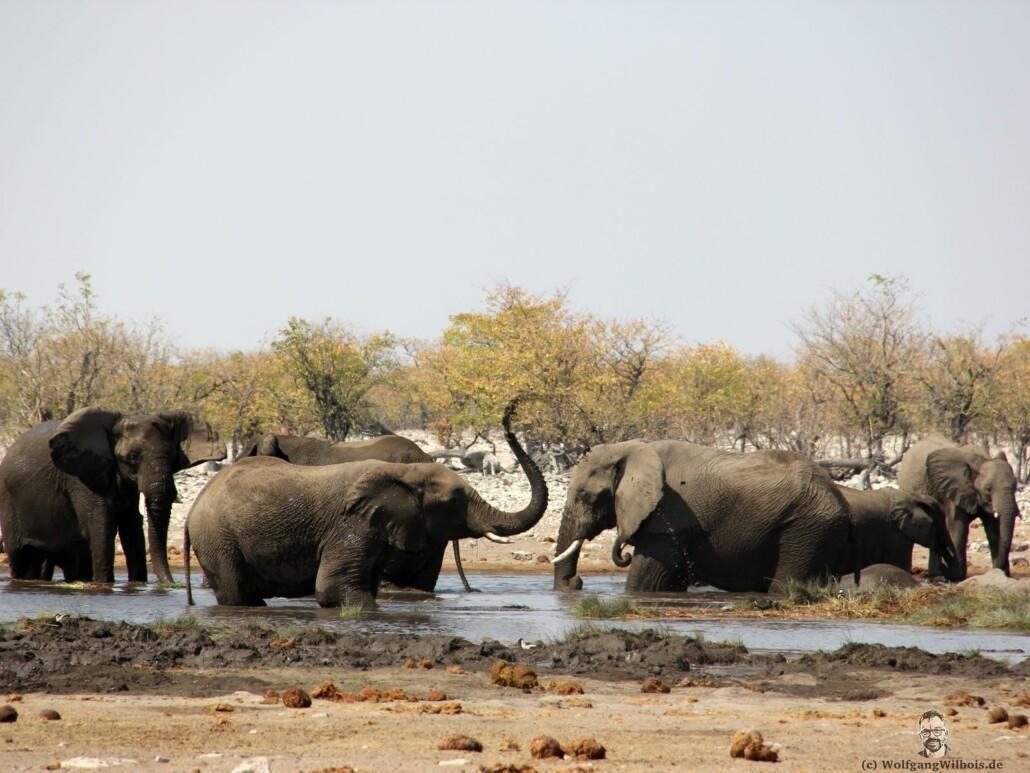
[887,490,962,581]
[552,440,664,591]
[49,407,226,582]
[925,446,1019,576]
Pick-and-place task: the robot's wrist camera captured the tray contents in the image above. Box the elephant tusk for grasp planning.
[483,532,511,544]
[550,539,583,564]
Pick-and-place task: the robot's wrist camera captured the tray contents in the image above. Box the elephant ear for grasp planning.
[49,407,121,492]
[158,412,227,471]
[926,448,979,514]
[614,442,665,544]
[343,469,428,552]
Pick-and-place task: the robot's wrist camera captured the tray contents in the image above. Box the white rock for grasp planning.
[232,757,271,773]
[438,760,470,767]
[60,759,137,769]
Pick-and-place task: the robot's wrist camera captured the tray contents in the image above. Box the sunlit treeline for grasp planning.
[1,274,1027,480]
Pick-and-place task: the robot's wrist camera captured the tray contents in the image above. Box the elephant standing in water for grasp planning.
[835,485,962,579]
[552,441,855,593]
[238,431,477,591]
[186,401,547,607]
[898,434,1020,578]
[0,408,225,583]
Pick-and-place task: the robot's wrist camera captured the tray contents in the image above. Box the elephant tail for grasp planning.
[184,525,194,606]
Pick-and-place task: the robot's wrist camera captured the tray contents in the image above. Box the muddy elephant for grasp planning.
[186,402,547,607]
[552,441,855,593]
[898,434,1020,578]
[0,407,225,583]
[835,485,962,579]
[238,431,477,591]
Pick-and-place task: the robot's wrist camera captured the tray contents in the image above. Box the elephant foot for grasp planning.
[554,574,584,591]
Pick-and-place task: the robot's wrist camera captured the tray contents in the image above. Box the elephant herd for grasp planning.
[0,403,1020,609]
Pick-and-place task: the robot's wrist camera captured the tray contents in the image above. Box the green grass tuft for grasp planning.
[571,595,637,619]
[339,603,364,620]
[149,615,202,635]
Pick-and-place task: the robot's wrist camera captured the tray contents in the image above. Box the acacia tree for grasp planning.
[273,318,398,441]
[990,336,1030,482]
[916,330,999,442]
[792,275,924,459]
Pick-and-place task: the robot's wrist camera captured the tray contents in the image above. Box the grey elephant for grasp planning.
[185,401,547,607]
[836,563,920,594]
[835,485,962,579]
[552,441,855,593]
[0,407,225,583]
[898,434,1020,578]
[237,431,478,592]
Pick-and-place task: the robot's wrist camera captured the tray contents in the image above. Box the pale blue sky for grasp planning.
[1,1,1027,357]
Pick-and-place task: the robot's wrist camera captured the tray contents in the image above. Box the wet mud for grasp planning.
[1,615,1021,700]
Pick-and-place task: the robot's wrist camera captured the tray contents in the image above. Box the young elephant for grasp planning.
[185,454,547,608]
[552,441,855,593]
[835,485,962,580]
[898,434,1020,578]
[0,407,225,584]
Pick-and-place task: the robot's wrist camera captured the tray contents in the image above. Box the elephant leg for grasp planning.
[315,545,378,609]
[625,534,688,592]
[197,550,263,606]
[930,512,969,581]
[9,546,46,580]
[979,512,1001,565]
[118,509,148,582]
[73,494,116,583]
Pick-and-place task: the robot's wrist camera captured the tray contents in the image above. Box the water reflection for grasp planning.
[1,571,1026,664]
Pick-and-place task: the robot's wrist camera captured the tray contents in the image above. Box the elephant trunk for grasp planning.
[466,399,548,538]
[552,506,585,590]
[992,491,1018,576]
[611,537,632,567]
[141,468,177,584]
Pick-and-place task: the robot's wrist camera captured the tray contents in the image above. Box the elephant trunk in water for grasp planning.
[552,505,585,590]
[465,400,548,538]
[993,491,1018,576]
[140,465,177,584]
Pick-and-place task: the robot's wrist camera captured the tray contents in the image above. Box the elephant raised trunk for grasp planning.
[465,399,548,538]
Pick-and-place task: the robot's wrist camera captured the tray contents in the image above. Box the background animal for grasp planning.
[552,441,856,593]
[0,407,224,583]
[186,400,547,606]
[898,434,1020,578]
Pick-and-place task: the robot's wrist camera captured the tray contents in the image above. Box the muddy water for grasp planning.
[1,572,1027,664]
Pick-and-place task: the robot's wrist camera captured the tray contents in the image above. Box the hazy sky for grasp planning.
[1,1,1027,358]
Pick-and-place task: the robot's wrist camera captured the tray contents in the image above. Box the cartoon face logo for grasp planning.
[918,710,949,758]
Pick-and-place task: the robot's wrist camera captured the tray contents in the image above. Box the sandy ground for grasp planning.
[2,658,1028,771]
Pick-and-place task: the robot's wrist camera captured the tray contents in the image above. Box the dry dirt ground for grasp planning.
[1,622,1029,772]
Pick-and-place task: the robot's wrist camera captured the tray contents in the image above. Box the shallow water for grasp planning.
[1,571,1027,664]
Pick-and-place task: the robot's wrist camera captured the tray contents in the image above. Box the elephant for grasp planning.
[237,431,478,592]
[836,563,920,594]
[898,434,1020,578]
[0,407,225,584]
[552,441,856,593]
[835,485,962,579]
[185,401,548,607]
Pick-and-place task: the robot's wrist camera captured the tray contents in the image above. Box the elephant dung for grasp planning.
[490,660,539,690]
[729,730,779,762]
[1008,714,1028,729]
[641,677,671,694]
[438,735,483,752]
[566,738,606,760]
[545,680,584,695]
[0,705,17,723]
[403,658,434,670]
[282,688,312,709]
[987,707,1009,723]
[946,691,986,707]
[38,709,61,721]
[529,736,563,759]
[479,765,538,773]
[259,690,280,705]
